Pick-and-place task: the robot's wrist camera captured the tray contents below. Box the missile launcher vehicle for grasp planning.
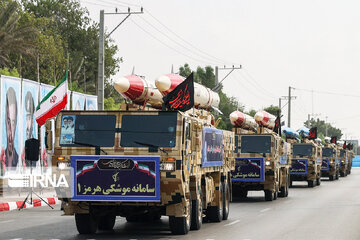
[230,110,290,201]
[289,127,322,188]
[50,74,235,235]
[321,137,339,181]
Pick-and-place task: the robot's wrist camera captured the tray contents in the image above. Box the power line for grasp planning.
[82,0,114,8]
[144,10,236,65]
[294,87,360,98]
[129,18,215,65]
[242,68,278,98]
[136,15,223,65]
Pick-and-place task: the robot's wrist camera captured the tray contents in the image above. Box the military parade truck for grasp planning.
[338,142,348,177]
[230,110,289,201]
[50,107,235,235]
[321,137,339,181]
[290,128,322,188]
[346,148,354,175]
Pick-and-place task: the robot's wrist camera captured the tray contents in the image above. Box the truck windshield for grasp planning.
[340,150,345,157]
[60,114,116,147]
[120,112,177,148]
[240,135,271,154]
[322,148,333,157]
[293,144,313,157]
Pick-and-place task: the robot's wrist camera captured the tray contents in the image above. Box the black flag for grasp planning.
[273,111,281,135]
[330,136,337,144]
[309,127,317,140]
[343,141,347,149]
[163,73,194,112]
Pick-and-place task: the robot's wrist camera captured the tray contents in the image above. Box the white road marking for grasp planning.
[224,219,241,226]
[0,220,15,224]
[259,208,271,213]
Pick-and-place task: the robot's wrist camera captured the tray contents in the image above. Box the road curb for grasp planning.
[0,198,60,212]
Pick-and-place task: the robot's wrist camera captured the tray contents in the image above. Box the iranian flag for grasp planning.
[35,73,68,126]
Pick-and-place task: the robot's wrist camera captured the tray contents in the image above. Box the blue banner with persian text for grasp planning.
[231,157,265,182]
[71,155,160,201]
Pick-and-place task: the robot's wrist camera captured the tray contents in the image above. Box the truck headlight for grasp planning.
[265,160,271,166]
[160,162,175,171]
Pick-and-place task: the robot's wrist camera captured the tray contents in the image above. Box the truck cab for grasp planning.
[231,130,289,201]
[290,140,322,187]
[321,144,339,181]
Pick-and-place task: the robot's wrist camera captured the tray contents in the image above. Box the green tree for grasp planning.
[0,1,37,66]
[247,109,256,117]
[0,67,20,77]
[304,118,342,138]
[264,105,280,116]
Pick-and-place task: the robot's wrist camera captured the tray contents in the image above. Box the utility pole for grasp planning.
[37,54,40,83]
[325,116,328,137]
[97,8,143,110]
[213,65,242,92]
[281,87,296,127]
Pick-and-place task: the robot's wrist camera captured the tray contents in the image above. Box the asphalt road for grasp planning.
[1,168,360,240]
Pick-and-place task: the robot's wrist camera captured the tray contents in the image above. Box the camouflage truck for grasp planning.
[50,108,234,235]
[321,138,339,181]
[290,138,322,187]
[230,110,290,201]
[346,149,354,175]
[338,144,348,177]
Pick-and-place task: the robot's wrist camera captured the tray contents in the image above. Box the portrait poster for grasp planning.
[201,128,224,167]
[290,159,308,175]
[72,92,85,110]
[0,76,22,176]
[231,157,265,182]
[40,83,55,175]
[21,79,39,173]
[85,94,98,110]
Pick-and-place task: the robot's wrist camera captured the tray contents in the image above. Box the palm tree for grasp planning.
[0,1,37,66]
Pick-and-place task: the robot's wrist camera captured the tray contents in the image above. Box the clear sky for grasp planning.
[80,0,360,141]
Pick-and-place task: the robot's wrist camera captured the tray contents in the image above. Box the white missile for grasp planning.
[230,110,258,129]
[155,73,220,109]
[114,75,163,108]
[254,110,276,128]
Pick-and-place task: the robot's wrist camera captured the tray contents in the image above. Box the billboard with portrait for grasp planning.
[40,83,55,175]
[72,92,85,110]
[0,76,22,176]
[21,79,39,172]
[85,94,98,110]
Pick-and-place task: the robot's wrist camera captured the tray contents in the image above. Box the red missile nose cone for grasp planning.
[114,75,145,100]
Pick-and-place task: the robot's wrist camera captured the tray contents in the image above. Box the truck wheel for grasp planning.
[169,199,191,235]
[98,214,116,231]
[222,182,230,220]
[190,199,202,230]
[75,213,98,234]
[335,171,339,180]
[279,186,286,197]
[308,180,315,188]
[329,175,334,181]
[273,187,278,200]
[206,183,223,222]
[340,171,344,177]
[289,180,293,188]
[264,190,273,201]
[316,178,321,186]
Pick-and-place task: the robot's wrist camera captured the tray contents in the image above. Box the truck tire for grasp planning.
[190,199,202,230]
[206,183,223,222]
[335,171,339,180]
[308,180,315,188]
[75,213,98,234]
[316,177,321,186]
[169,198,191,235]
[222,182,230,220]
[98,214,116,231]
[329,175,334,181]
[279,186,286,197]
[340,171,345,177]
[273,189,278,200]
[289,180,293,188]
[264,190,273,201]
